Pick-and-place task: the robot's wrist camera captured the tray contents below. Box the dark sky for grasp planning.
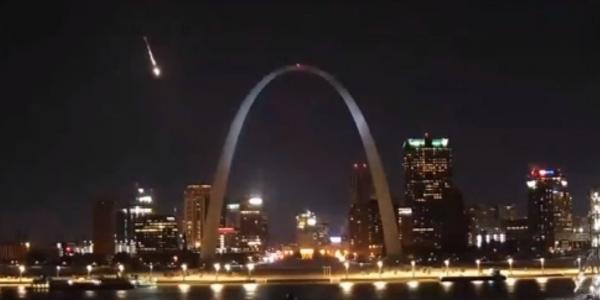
[1,2,600,245]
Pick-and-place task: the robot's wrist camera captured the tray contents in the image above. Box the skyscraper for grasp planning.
[296,210,329,249]
[527,168,573,253]
[347,163,384,258]
[182,184,211,250]
[238,196,268,252]
[351,163,372,204]
[403,134,467,254]
[92,196,115,257]
[134,215,179,255]
[115,185,155,254]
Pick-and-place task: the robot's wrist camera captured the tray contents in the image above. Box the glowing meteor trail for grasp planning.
[143,36,161,77]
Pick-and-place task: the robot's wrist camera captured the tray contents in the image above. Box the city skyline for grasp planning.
[1,3,599,245]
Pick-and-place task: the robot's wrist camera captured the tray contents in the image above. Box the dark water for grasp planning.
[0,278,577,300]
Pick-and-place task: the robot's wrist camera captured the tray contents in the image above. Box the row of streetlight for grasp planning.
[207,262,255,281]
[340,255,582,278]
[16,255,583,282]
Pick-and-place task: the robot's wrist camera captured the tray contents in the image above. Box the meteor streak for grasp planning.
[143,36,161,77]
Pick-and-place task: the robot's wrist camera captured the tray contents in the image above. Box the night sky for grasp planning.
[2,3,600,245]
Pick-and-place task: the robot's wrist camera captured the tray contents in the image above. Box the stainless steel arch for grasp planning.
[200,64,401,259]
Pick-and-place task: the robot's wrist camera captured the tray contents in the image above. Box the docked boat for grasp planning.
[440,269,506,283]
[48,278,135,291]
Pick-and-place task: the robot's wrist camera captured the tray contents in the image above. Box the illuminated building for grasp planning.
[397,207,412,245]
[225,203,241,228]
[403,134,467,254]
[466,204,504,248]
[583,189,600,270]
[554,216,590,253]
[296,210,329,250]
[238,196,268,252]
[115,185,155,254]
[502,218,529,252]
[351,162,372,204]
[347,163,384,258]
[527,168,573,253]
[216,227,241,254]
[92,197,114,257]
[134,215,179,254]
[182,184,211,250]
[591,189,600,248]
[57,241,94,257]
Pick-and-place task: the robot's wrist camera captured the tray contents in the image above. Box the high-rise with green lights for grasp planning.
[403,134,467,256]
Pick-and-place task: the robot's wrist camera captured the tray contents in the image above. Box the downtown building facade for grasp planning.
[347,163,384,259]
[402,134,468,256]
[115,185,180,258]
[215,196,269,254]
[182,184,211,250]
[527,168,574,253]
[296,210,329,248]
[92,196,115,257]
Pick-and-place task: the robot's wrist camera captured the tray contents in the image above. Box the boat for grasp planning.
[48,277,135,291]
[440,269,506,283]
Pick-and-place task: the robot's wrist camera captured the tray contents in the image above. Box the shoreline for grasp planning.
[0,268,582,287]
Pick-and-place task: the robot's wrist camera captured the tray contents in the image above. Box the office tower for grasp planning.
[115,185,155,254]
[238,196,268,252]
[92,196,115,256]
[347,163,384,258]
[527,168,573,253]
[134,215,179,254]
[182,184,211,250]
[351,163,372,204]
[296,210,329,249]
[225,203,241,228]
[403,134,467,254]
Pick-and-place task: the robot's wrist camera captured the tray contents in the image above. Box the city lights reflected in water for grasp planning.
[0,279,581,299]
[506,277,517,293]
[17,285,26,298]
[536,277,548,284]
[84,290,95,297]
[210,283,224,293]
[243,283,258,296]
[407,280,419,289]
[373,281,387,290]
[178,283,191,293]
[339,282,353,294]
[536,277,548,291]
[506,278,517,286]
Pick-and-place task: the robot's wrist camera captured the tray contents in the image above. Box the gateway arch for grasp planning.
[201,64,401,259]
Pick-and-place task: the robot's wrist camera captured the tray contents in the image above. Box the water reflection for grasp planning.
[178,283,191,293]
[373,281,386,291]
[210,283,224,293]
[441,281,453,292]
[17,285,27,299]
[243,283,258,298]
[339,282,353,295]
[407,280,419,289]
[0,278,578,300]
